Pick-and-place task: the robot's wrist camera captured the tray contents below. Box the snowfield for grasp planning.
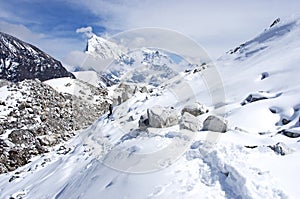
[1,17,300,198]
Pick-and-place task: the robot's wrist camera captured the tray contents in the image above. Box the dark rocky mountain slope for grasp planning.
[0,31,75,82]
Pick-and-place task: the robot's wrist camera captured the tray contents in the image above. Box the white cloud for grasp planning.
[62,50,114,72]
[0,20,85,61]
[0,21,45,43]
[76,26,94,38]
[69,0,300,59]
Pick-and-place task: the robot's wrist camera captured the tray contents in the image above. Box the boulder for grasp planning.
[202,115,227,133]
[181,102,208,116]
[113,83,137,105]
[8,149,30,168]
[147,106,178,128]
[180,112,201,131]
[113,83,149,105]
[138,114,149,130]
[38,135,59,146]
[8,129,36,146]
[140,86,148,93]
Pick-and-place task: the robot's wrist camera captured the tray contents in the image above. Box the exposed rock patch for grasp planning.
[0,79,108,174]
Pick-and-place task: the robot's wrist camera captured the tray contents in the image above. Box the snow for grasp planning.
[44,77,105,104]
[1,17,300,198]
[73,71,102,88]
[86,34,125,59]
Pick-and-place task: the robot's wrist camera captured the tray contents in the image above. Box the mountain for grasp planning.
[1,17,300,198]
[0,31,75,82]
[85,34,194,87]
[85,34,125,60]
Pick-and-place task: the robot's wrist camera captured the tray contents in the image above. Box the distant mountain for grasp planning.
[0,31,75,82]
[85,34,193,87]
[85,34,125,59]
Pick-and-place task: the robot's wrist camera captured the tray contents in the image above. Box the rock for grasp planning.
[181,102,209,116]
[0,139,8,147]
[0,31,75,82]
[241,91,281,106]
[113,82,149,105]
[140,86,148,93]
[147,106,178,128]
[280,129,300,138]
[0,163,8,173]
[202,115,227,133]
[8,129,35,146]
[38,135,59,146]
[113,83,136,105]
[128,115,134,122]
[138,114,149,130]
[241,94,267,105]
[40,114,47,122]
[0,78,109,174]
[180,112,201,131]
[8,149,30,168]
[0,152,8,164]
[268,142,294,155]
[261,72,269,80]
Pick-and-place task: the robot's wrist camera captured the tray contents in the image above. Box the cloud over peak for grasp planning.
[76,26,94,38]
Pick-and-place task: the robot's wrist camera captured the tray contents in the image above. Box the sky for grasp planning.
[0,0,300,65]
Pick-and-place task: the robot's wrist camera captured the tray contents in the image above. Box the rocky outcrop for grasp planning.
[181,102,208,116]
[202,115,228,133]
[180,112,201,132]
[0,79,108,174]
[0,31,75,82]
[147,106,178,128]
[113,82,148,105]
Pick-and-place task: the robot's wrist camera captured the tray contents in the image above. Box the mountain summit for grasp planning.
[85,34,124,59]
[0,32,75,82]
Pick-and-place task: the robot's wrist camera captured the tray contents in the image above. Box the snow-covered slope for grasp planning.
[1,17,300,199]
[72,70,107,88]
[85,34,125,60]
[219,17,300,134]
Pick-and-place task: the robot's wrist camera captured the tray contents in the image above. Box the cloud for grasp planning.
[76,26,94,38]
[0,21,45,43]
[0,20,85,61]
[62,50,114,72]
[68,0,300,59]
[1,0,300,63]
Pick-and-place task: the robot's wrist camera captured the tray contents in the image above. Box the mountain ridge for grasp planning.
[0,31,75,82]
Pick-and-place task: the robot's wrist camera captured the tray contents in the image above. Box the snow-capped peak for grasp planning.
[85,34,125,60]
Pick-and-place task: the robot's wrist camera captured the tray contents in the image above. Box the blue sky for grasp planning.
[0,0,106,36]
[0,0,300,63]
